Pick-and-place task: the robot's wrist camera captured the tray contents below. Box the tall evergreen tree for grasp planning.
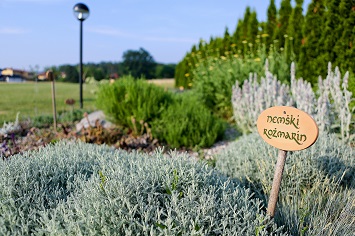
[318,0,342,68]
[242,7,252,41]
[232,19,245,53]
[266,0,278,46]
[191,45,197,53]
[232,19,244,42]
[232,7,252,55]
[333,0,355,72]
[298,0,327,83]
[275,0,293,47]
[287,0,304,57]
[247,11,259,43]
[222,27,232,52]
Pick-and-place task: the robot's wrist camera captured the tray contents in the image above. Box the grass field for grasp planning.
[147,78,175,89]
[0,82,98,124]
[0,79,176,124]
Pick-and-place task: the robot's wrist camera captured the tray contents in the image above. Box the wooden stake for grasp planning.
[46,71,57,132]
[267,149,287,217]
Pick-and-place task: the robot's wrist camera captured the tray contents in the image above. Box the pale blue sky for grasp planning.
[0,0,311,71]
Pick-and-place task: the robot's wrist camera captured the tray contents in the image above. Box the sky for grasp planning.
[0,0,311,72]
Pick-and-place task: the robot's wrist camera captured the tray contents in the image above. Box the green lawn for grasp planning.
[0,82,98,124]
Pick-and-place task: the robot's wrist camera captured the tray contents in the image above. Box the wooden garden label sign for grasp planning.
[257,106,318,151]
[256,106,319,217]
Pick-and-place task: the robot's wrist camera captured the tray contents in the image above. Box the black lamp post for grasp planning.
[73,3,89,109]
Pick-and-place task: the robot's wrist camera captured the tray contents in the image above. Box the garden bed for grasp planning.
[0,115,238,161]
[0,120,159,159]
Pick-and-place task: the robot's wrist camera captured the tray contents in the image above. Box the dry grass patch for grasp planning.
[147,78,175,89]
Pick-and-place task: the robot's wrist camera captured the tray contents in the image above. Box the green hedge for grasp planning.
[0,142,285,235]
[216,133,355,235]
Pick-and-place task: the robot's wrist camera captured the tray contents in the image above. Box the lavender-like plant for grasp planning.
[216,133,355,235]
[318,63,354,143]
[232,61,354,143]
[315,75,332,133]
[0,141,286,235]
[232,60,293,134]
[290,62,315,116]
[0,112,21,137]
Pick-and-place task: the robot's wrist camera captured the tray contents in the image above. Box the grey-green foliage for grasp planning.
[0,112,21,136]
[0,141,286,236]
[216,133,355,235]
[232,60,293,134]
[232,61,354,143]
[317,63,354,143]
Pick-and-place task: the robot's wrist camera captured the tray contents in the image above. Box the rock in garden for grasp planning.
[76,110,114,131]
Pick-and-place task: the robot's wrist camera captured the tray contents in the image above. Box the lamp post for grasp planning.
[73,3,89,109]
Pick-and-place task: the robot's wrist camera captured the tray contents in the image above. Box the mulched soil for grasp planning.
[1,120,240,160]
[0,121,162,159]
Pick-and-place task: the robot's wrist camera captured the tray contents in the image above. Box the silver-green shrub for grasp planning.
[289,63,331,133]
[317,63,354,142]
[0,141,286,235]
[232,60,293,134]
[0,112,21,136]
[289,62,315,116]
[215,133,354,235]
[232,61,354,142]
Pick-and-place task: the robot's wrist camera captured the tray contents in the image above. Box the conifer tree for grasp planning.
[266,0,278,46]
[242,7,252,42]
[233,19,244,41]
[275,0,293,48]
[223,27,232,53]
[336,0,355,95]
[232,19,245,53]
[234,7,252,55]
[298,0,326,83]
[318,0,342,68]
[207,36,216,56]
[333,0,355,72]
[287,0,304,57]
[247,11,259,44]
[213,37,224,56]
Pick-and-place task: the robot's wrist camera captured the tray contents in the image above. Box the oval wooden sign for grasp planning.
[257,106,319,151]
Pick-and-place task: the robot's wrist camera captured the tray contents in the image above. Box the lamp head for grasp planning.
[73,3,89,21]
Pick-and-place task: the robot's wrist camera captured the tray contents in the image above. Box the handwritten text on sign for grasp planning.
[257,106,319,151]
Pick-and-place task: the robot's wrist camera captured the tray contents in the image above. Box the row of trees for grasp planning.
[48,48,175,83]
[176,0,355,86]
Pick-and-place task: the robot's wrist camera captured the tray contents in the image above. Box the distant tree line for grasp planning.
[176,0,355,87]
[47,48,176,83]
